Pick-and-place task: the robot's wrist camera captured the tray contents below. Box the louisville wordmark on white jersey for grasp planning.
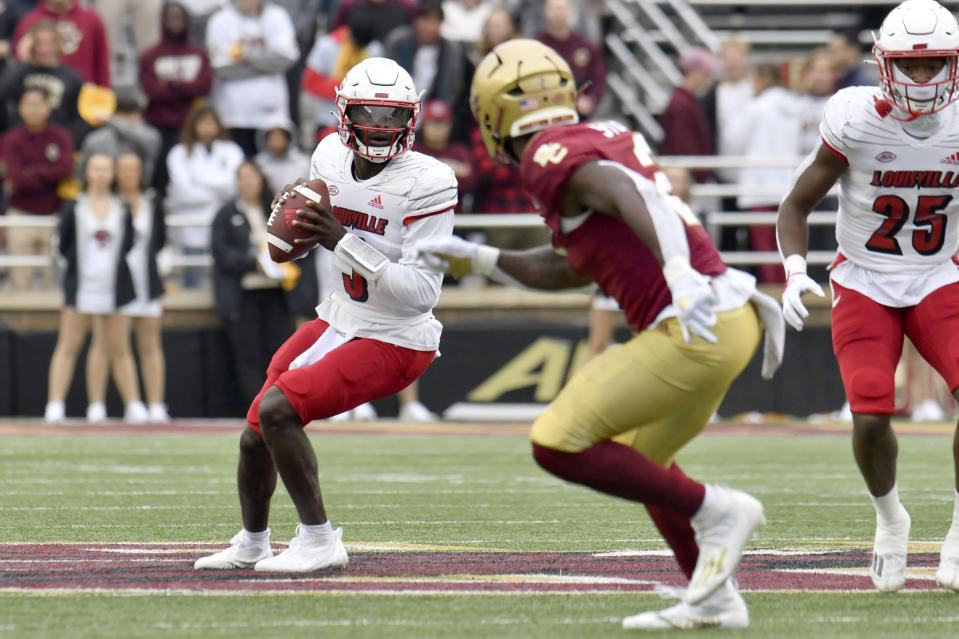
[821,86,959,274]
[308,134,457,350]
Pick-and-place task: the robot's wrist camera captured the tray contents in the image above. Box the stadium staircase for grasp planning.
[603,0,899,144]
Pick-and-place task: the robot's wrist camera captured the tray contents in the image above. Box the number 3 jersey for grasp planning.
[821,86,959,305]
[308,133,457,350]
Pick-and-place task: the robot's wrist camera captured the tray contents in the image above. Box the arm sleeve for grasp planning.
[58,201,76,258]
[91,15,111,87]
[165,145,219,206]
[42,128,74,182]
[0,62,25,102]
[244,8,299,73]
[137,52,168,99]
[206,13,261,80]
[2,138,35,189]
[180,51,214,98]
[203,143,244,199]
[152,194,167,252]
[367,164,458,312]
[586,42,606,101]
[370,210,454,313]
[121,203,135,255]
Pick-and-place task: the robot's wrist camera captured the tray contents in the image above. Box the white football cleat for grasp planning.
[936,523,959,591]
[86,402,107,423]
[329,403,377,422]
[124,401,149,424]
[44,401,65,422]
[623,580,749,630]
[194,530,273,570]
[686,485,765,605]
[254,526,348,572]
[351,402,377,421]
[148,403,171,423]
[910,399,946,422]
[870,507,910,592]
[398,401,437,422]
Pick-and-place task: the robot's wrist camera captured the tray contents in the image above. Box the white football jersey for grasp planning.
[308,134,457,350]
[822,86,959,274]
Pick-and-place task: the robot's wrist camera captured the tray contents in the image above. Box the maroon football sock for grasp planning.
[531,441,706,517]
[646,464,700,579]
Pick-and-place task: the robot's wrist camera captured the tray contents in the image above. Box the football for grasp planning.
[266,178,331,262]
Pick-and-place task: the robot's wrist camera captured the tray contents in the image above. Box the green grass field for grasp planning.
[1,423,958,638]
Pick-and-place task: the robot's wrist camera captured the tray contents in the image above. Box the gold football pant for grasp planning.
[530,303,761,465]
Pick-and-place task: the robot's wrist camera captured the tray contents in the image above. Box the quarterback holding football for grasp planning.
[414,39,785,629]
[778,0,959,595]
[195,58,457,573]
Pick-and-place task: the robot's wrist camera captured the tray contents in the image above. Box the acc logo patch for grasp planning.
[875,151,897,162]
[327,184,339,195]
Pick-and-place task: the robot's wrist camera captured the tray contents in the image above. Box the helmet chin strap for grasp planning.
[901,108,943,138]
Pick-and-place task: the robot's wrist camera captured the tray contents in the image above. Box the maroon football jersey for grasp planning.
[519,121,727,331]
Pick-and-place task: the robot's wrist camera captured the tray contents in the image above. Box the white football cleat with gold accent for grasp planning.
[686,485,765,605]
[623,580,748,630]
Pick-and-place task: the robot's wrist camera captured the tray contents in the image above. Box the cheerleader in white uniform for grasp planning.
[86,153,170,422]
[43,154,147,422]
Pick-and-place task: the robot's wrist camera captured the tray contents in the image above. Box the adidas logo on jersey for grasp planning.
[942,152,959,166]
[368,195,384,209]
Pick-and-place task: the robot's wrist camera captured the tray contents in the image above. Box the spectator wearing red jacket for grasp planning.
[0,85,74,290]
[138,1,212,193]
[13,0,110,88]
[658,47,718,183]
[536,0,605,118]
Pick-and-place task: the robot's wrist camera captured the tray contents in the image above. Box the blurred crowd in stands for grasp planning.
[0,0,612,295]
[0,0,888,294]
[8,1,944,421]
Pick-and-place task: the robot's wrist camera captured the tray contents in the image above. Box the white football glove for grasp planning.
[662,257,718,344]
[412,236,499,278]
[781,272,825,332]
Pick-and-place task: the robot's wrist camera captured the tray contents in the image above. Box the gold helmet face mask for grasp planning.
[470,39,579,164]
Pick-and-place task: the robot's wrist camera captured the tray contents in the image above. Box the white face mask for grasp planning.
[891,62,950,113]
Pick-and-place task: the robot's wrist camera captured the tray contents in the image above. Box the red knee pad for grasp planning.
[843,366,895,415]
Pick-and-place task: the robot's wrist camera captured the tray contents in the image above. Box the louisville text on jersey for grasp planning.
[869,170,959,189]
[332,206,388,235]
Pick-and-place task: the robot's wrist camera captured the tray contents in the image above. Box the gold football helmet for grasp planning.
[470,39,579,163]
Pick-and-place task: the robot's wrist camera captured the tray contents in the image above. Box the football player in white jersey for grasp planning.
[194,58,457,572]
[778,0,959,594]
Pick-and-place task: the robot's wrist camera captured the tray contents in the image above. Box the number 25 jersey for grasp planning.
[822,86,959,274]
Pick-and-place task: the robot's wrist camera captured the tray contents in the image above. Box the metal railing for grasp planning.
[0,153,836,271]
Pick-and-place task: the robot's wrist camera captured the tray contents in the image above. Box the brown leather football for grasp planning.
[266,178,331,262]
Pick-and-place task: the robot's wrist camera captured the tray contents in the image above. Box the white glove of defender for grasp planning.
[662,257,718,344]
[413,236,498,278]
[781,272,825,332]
